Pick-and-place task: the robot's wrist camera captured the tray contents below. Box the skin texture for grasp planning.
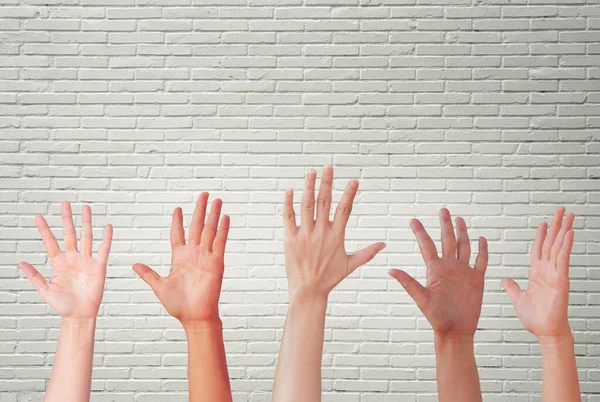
[133,192,232,402]
[272,165,386,402]
[502,207,581,402]
[18,202,113,402]
[389,208,488,402]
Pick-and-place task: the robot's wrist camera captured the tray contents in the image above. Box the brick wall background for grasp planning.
[1,0,599,400]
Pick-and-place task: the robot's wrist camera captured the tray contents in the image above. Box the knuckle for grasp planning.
[340,205,352,216]
[316,197,330,208]
[301,202,314,211]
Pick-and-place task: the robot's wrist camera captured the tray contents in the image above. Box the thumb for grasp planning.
[133,263,162,292]
[501,278,522,307]
[347,242,386,273]
[389,269,428,312]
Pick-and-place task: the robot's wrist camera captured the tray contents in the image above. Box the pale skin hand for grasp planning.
[502,207,580,402]
[501,207,574,339]
[389,208,487,402]
[18,202,113,402]
[272,165,386,402]
[19,203,113,319]
[283,166,386,298]
[133,192,232,402]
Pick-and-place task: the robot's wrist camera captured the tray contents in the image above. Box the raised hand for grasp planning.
[390,208,487,402]
[282,165,386,299]
[273,166,386,402]
[501,207,575,340]
[389,208,488,337]
[18,202,113,402]
[133,193,233,402]
[18,202,113,319]
[133,192,229,324]
[502,207,580,402]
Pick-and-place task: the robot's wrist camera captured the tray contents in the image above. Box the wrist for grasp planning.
[61,316,97,327]
[434,332,475,355]
[289,285,329,305]
[538,332,574,350]
[182,318,223,332]
[59,317,97,340]
[434,331,475,345]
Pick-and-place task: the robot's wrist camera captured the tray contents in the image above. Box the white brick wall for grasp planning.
[1,1,599,400]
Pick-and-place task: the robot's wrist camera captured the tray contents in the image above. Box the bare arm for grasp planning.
[134,193,232,402]
[389,209,488,402]
[184,320,231,402]
[19,203,113,402]
[46,318,96,402]
[502,207,580,402]
[272,166,385,402]
[273,289,328,402]
[434,333,481,402]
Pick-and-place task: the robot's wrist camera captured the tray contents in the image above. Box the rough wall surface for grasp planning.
[0,0,599,400]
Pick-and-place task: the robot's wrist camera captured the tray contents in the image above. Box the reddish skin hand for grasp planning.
[18,202,113,319]
[283,166,386,299]
[389,209,488,337]
[133,192,229,324]
[501,207,575,340]
[134,193,233,402]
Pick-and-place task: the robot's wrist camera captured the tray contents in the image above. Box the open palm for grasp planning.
[282,166,386,298]
[19,202,113,319]
[502,207,574,338]
[390,209,488,337]
[133,193,229,324]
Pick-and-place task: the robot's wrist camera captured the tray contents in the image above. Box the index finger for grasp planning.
[531,222,547,261]
[410,219,439,265]
[170,207,185,248]
[35,215,61,258]
[282,189,298,236]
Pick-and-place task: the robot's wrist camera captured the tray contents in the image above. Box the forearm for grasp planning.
[272,289,328,402]
[45,318,96,402]
[539,333,581,402]
[434,333,482,402]
[184,319,232,402]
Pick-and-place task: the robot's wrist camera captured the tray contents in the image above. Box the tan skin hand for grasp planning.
[18,202,113,319]
[133,192,230,324]
[283,166,386,298]
[389,209,488,337]
[502,207,575,339]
